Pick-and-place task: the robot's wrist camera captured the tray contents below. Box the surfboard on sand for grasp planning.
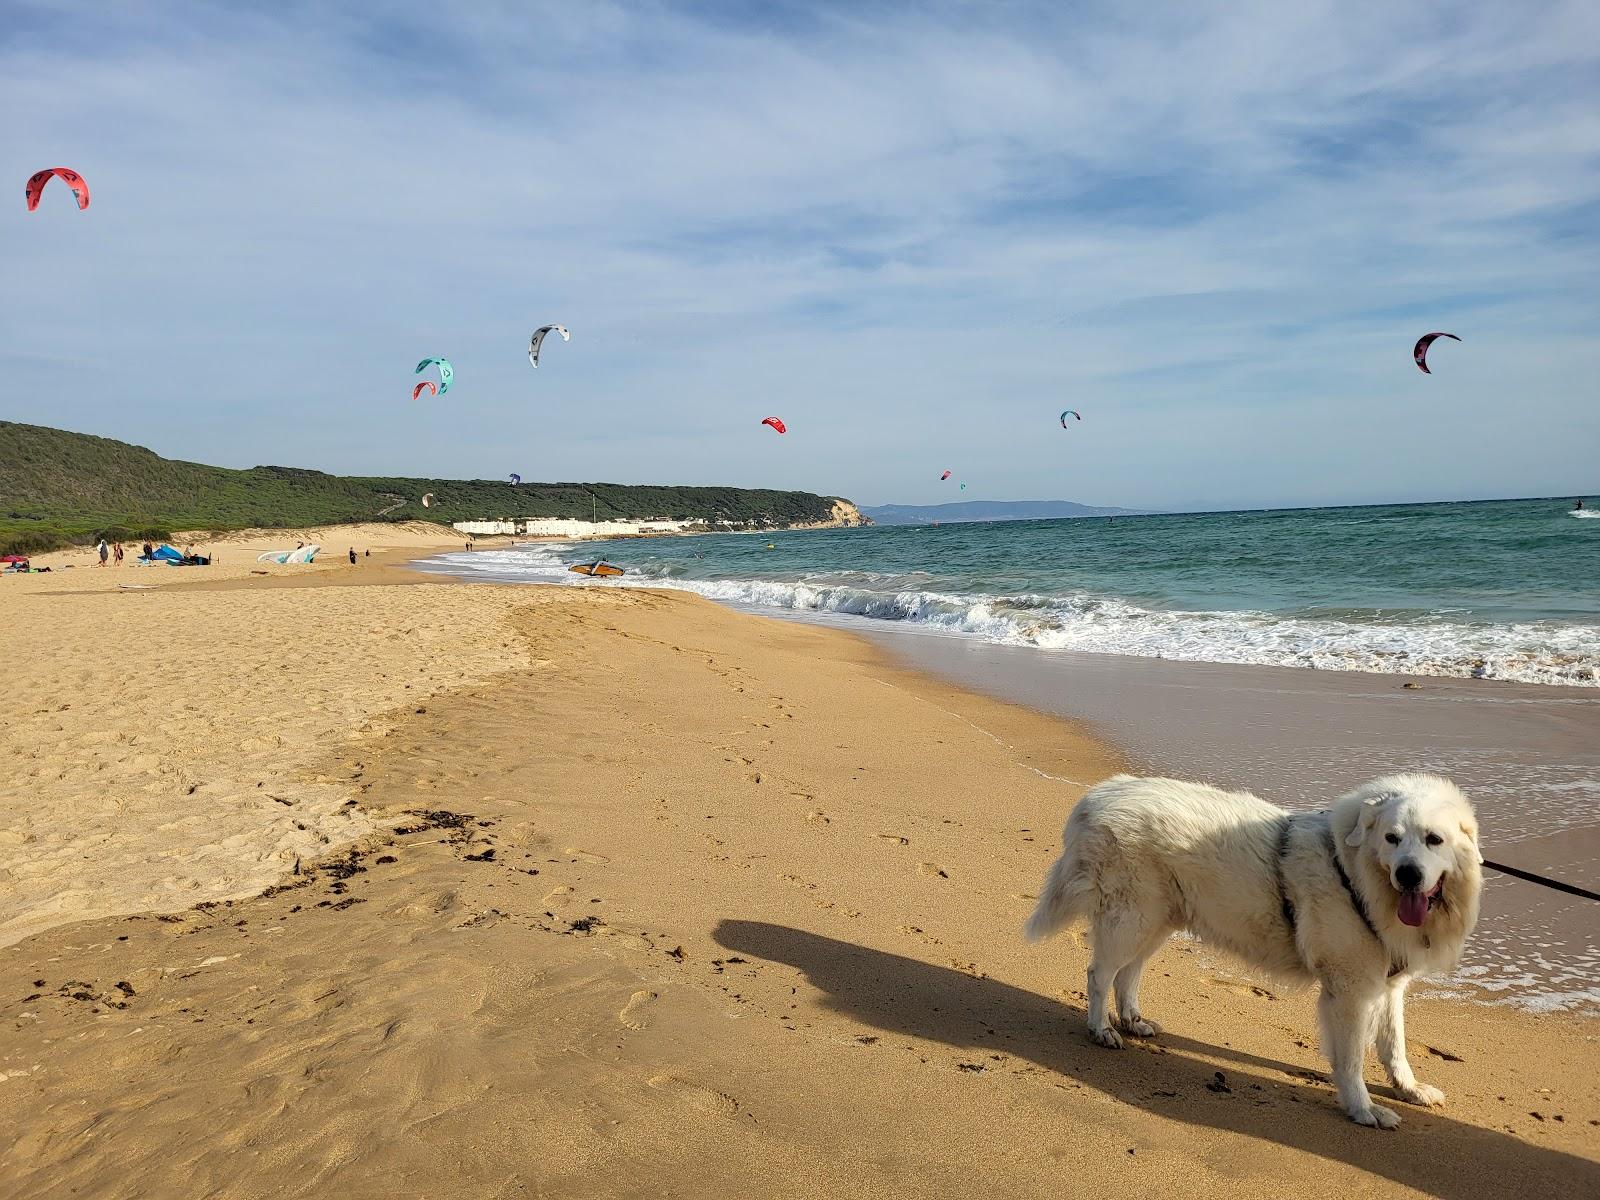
[569,561,625,577]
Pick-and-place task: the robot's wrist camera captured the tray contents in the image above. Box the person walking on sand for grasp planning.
[348,547,357,565]
[113,542,124,566]
[97,538,109,567]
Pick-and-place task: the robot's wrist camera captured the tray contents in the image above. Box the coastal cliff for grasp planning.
[794,499,871,529]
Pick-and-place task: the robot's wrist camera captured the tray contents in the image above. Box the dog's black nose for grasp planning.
[1395,861,1423,890]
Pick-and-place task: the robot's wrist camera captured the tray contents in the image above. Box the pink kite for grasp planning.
[26,167,90,211]
[940,470,952,481]
[1413,332,1460,374]
[761,416,787,434]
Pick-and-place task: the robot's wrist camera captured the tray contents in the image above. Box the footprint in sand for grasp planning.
[1207,977,1279,1000]
[874,834,910,846]
[803,809,829,825]
[563,849,610,865]
[646,1075,741,1117]
[542,885,576,904]
[917,862,950,879]
[395,889,459,918]
[619,989,658,1030]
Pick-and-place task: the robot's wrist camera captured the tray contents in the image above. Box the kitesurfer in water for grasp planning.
[1576,499,1586,511]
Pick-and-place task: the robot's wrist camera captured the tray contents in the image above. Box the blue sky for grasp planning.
[4,0,1597,511]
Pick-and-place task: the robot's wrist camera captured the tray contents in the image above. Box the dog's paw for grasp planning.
[1089,1026,1124,1049]
[1349,1102,1401,1129]
[1120,1016,1161,1038]
[1398,1082,1445,1107]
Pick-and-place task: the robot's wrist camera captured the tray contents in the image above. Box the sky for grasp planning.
[4,0,1598,512]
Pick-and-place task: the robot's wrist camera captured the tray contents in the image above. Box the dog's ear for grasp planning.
[1345,796,1385,847]
[1459,820,1484,865]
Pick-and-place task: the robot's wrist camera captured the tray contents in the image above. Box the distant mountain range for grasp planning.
[859,499,1147,525]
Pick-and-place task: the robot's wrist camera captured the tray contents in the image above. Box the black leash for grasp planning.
[1483,858,1600,904]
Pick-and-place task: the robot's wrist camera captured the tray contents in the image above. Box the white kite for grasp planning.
[529,324,570,368]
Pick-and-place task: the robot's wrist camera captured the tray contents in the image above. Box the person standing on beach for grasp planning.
[348,547,357,565]
[113,542,124,566]
[96,539,108,567]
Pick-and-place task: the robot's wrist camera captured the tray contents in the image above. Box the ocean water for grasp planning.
[428,498,1600,687]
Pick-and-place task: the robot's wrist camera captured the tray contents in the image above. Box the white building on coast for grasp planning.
[451,517,697,538]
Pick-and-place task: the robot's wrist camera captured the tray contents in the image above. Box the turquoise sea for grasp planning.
[433,498,1600,687]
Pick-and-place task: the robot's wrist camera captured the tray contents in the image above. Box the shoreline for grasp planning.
[3,563,1597,1195]
[410,530,1600,690]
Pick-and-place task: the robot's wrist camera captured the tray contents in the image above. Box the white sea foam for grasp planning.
[422,544,1600,688]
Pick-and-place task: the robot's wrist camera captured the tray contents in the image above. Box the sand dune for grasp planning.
[1,575,1595,1198]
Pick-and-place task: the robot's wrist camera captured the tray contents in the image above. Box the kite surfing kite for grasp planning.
[960,483,967,491]
[412,381,437,401]
[25,168,89,211]
[415,357,453,394]
[1413,332,1459,374]
[509,473,522,486]
[761,416,787,434]
[940,470,952,481]
[1060,410,1081,427]
[421,493,436,508]
[529,325,570,368]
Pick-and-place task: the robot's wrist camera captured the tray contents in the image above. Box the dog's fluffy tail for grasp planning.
[1023,841,1093,942]
[1024,775,1134,942]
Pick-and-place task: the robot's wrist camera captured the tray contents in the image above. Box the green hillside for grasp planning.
[0,422,845,555]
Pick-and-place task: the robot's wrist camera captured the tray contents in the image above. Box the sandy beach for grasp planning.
[3,542,1597,1199]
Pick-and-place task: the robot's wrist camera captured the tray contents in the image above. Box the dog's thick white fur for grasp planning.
[1025,773,1482,1128]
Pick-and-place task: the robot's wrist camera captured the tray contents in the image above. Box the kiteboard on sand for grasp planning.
[569,561,625,577]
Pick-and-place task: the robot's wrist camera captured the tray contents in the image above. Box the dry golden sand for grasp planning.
[1,557,1596,1198]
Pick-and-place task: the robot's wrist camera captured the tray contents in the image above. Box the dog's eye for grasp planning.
[1425,833,1443,847]
[1384,833,1401,845]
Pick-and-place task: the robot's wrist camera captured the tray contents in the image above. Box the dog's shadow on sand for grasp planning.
[714,920,1598,1199]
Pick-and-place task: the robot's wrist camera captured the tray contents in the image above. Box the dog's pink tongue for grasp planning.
[1398,889,1429,927]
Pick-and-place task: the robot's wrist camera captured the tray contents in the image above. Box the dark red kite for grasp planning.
[412,381,438,401]
[1413,332,1460,374]
[26,168,90,211]
[761,416,787,434]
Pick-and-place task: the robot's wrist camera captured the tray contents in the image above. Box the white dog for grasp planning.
[1025,773,1482,1128]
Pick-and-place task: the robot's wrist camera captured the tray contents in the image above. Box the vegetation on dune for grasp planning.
[0,422,845,555]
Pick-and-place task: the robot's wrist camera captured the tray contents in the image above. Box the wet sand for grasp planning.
[2,566,1597,1197]
[860,631,1600,1012]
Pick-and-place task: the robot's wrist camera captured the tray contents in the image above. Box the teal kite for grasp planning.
[1060,410,1081,427]
[415,357,453,395]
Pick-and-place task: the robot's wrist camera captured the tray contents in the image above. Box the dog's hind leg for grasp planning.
[1086,908,1164,1048]
[1319,981,1399,1128]
[1376,980,1445,1108]
[1113,928,1171,1038]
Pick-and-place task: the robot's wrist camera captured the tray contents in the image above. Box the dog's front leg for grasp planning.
[1319,981,1399,1128]
[1376,979,1445,1107]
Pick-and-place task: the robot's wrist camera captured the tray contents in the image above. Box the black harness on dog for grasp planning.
[1276,816,1406,978]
